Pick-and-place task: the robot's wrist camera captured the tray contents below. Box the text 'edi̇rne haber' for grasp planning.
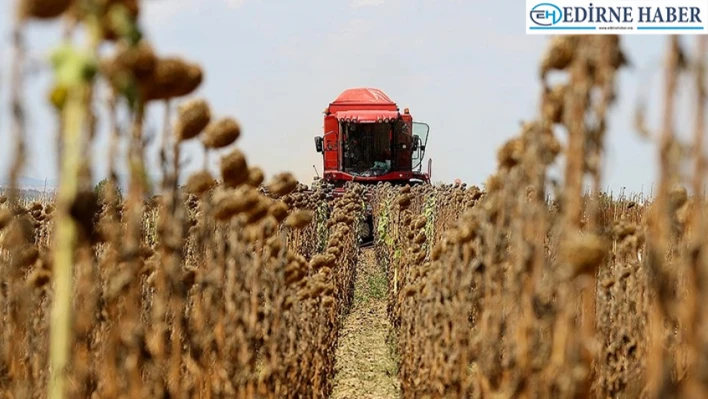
[562,4,702,24]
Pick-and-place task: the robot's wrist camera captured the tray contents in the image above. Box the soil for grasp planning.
[331,248,400,399]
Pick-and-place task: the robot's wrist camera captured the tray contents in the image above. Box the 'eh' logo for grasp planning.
[530,3,563,26]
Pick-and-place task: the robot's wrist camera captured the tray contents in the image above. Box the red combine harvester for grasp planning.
[313,87,431,245]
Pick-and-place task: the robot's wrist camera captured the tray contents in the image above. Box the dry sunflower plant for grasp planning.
[369,35,708,399]
[1,1,365,398]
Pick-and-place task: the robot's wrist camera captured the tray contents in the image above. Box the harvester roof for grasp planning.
[330,87,396,106]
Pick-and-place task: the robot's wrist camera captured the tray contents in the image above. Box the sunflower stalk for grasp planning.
[47,11,101,399]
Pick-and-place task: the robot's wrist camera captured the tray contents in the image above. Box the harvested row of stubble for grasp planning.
[331,246,400,399]
[0,1,366,398]
[368,35,708,399]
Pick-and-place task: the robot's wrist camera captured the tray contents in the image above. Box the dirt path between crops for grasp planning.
[331,247,400,399]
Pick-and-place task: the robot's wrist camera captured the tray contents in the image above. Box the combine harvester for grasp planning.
[312,87,431,245]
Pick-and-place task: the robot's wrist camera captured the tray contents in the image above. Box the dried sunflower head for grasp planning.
[175,98,211,141]
[19,0,72,20]
[202,117,241,149]
[220,149,249,188]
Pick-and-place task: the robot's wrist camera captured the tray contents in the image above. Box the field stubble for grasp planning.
[330,248,400,399]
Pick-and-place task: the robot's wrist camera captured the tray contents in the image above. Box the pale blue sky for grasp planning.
[0,0,700,195]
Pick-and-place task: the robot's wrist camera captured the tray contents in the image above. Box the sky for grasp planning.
[0,0,703,195]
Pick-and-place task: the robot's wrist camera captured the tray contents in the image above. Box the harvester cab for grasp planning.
[313,87,431,245]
